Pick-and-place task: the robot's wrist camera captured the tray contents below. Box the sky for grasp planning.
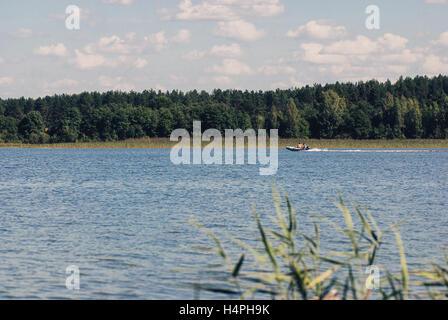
[0,0,447,98]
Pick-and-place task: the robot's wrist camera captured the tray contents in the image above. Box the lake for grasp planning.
[0,148,447,299]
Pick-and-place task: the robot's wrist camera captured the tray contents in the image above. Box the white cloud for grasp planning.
[182,43,242,60]
[11,28,33,38]
[170,75,187,83]
[212,76,233,85]
[126,32,137,41]
[182,50,207,60]
[98,75,135,91]
[44,79,79,89]
[102,0,133,5]
[271,77,305,89]
[198,75,234,86]
[70,35,143,70]
[258,65,296,75]
[98,76,118,87]
[317,64,378,77]
[208,58,253,75]
[286,20,347,40]
[210,43,242,57]
[34,43,68,57]
[165,0,236,20]
[386,65,409,74]
[215,20,265,41]
[145,29,191,51]
[0,57,4,64]
[73,50,113,69]
[84,35,132,55]
[160,0,284,21]
[316,33,410,57]
[134,58,148,68]
[380,49,422,64]
[323,36,378,55]
[377,33,409,52]
[171,29,192,44]
[4,4,446,97]
[422,55,448,74]
[433,31,448,46]
[425,0,446,4]
[252,0,284,17]
[300,43,348,65]
[0,77,13,85]
[293,32,424,82]
[145,31,169,51]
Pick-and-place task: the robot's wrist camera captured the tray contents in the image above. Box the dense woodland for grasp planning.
[1,75,448,143]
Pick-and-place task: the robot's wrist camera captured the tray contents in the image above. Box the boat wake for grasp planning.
[312,149,434,153]
[287,147,436,153]
[307,148,329,152]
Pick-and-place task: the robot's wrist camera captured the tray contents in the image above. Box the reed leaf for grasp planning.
[232,254,245,278]
[336,197,358,257]
[254,206,279,275]
[191,184,448,300]
[307,265,341,289]
[393,227,409,300]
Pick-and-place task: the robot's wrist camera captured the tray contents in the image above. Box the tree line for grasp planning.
[1,75,448,143]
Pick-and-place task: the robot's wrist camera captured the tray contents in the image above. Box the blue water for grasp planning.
[0,148,447,299]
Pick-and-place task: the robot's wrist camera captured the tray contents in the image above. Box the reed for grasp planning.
[191,184,448,300]
[1,138,447,149]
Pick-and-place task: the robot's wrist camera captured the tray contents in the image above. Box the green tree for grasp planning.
[318,90,346,138]
[266,106,280,131]
[0,115,20,142]
[18,111,45,142]
[344,104,372,139]
[382,95,404,139]
[157,108,174,137]
[1,75,448,141]
[113,107,132,140]
[143,108,159,137]
[403,98,423,138]
[52,107,82,142]
[281,98,309,138]
[422,102,441,138]
[236,111,252,131]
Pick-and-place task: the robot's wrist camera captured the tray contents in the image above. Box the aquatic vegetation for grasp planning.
[192,184,448,300]
[1,138,448,149]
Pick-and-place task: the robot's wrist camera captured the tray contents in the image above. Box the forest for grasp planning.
[1,75,448,144]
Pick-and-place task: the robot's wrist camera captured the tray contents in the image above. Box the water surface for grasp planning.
[0,148,447,299]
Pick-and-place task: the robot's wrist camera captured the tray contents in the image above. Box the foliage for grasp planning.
[18,111,45,143]
[0,115,20,142]
[1,75,448,143]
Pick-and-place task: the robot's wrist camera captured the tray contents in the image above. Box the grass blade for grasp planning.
[393,227,408,300]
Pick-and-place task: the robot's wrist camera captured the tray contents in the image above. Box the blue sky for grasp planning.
[0,0,447,98]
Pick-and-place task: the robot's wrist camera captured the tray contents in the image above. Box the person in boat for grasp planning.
[296,143,308,150]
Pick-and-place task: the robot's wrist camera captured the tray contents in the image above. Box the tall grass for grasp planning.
[1,138,447,149]
[191,185,448,300]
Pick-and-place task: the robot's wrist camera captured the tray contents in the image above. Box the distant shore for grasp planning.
[1,138,448,149]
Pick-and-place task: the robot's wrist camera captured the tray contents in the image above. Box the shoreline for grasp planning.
[1,139,448,149]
